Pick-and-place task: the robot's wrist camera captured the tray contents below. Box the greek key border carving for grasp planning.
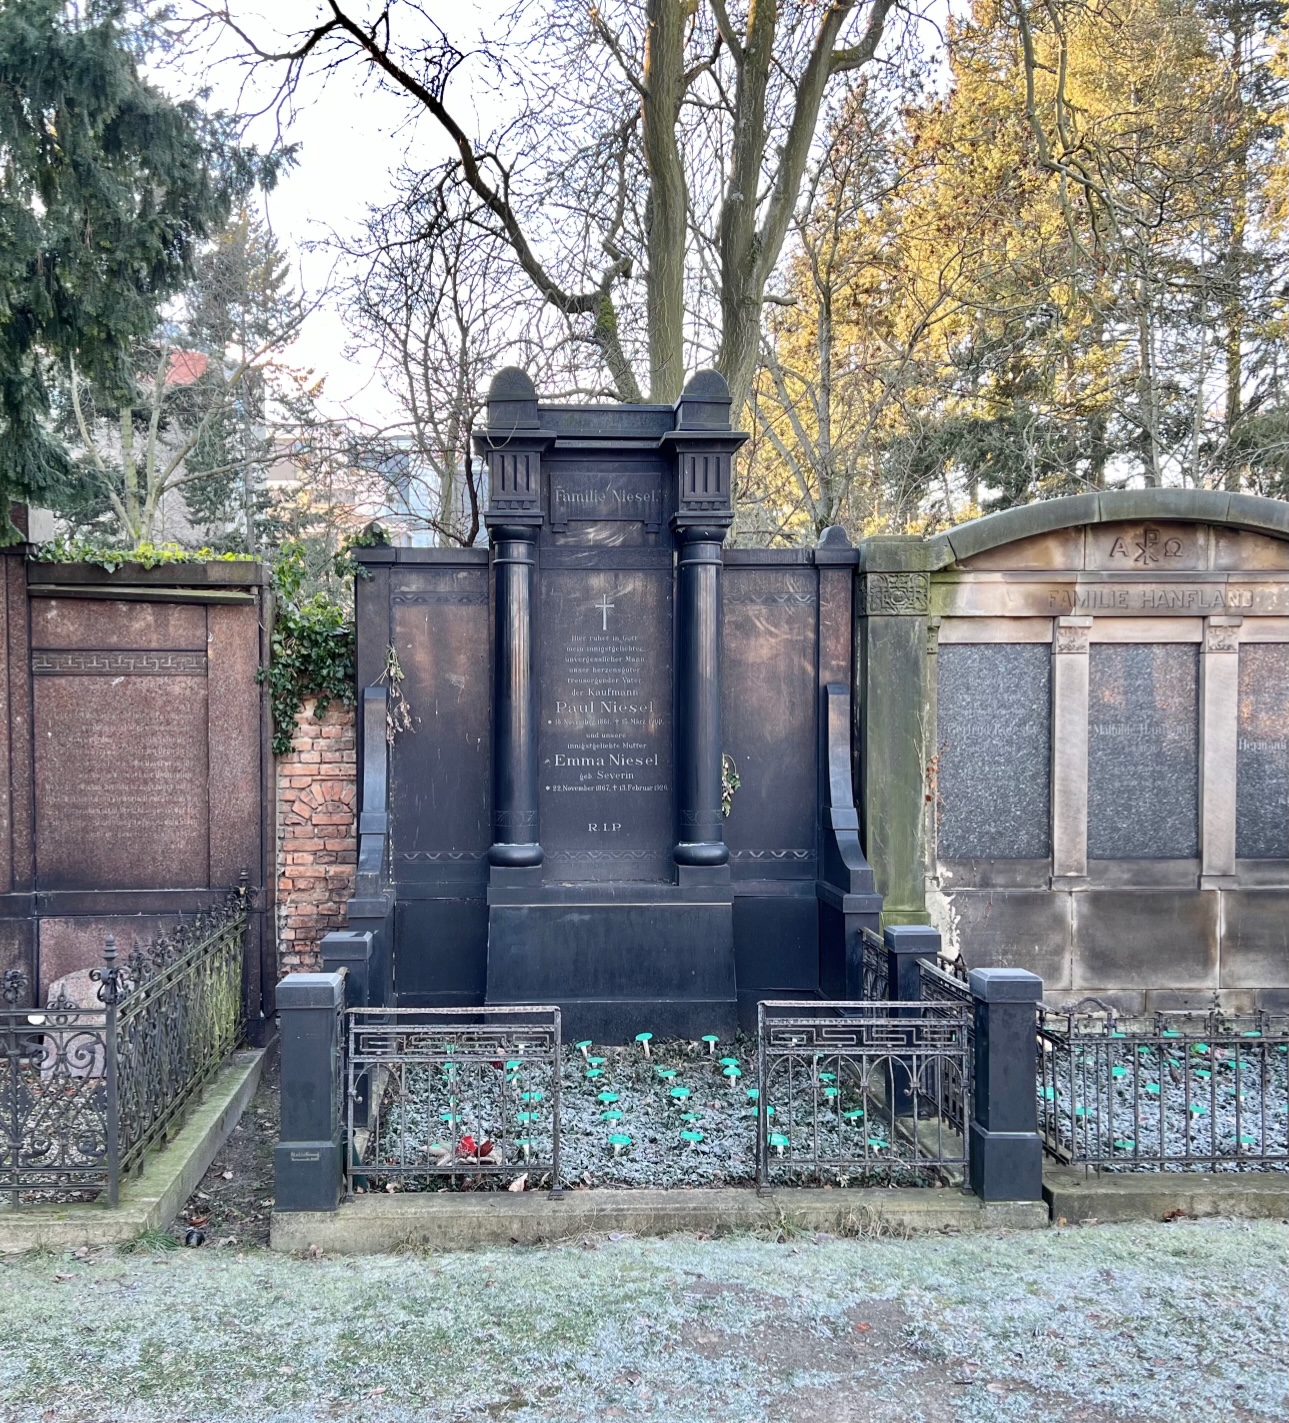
[31,650,208,676]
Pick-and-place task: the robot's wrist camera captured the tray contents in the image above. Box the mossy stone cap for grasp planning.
[486,366,539,430]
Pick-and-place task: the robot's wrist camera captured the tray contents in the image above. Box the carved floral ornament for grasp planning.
[859,571,930,615]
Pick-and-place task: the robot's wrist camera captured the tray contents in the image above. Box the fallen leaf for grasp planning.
[986,1383,1009,1396]
[188,1215,210,1228]
[855,1322,872,1333]
[221,1170,234,1181]
[1162,1207,1186,1221]
[508,1173,528,1192]
[54,1273,74,1283]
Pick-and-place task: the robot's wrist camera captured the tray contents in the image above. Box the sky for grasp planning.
[162,2,511,423]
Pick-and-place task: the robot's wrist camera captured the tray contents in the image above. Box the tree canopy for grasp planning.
[0,0,276,538]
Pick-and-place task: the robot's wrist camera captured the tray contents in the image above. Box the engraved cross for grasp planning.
[595,594,614,630]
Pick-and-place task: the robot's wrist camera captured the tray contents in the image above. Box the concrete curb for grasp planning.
[0,1047,265,1254]
[270,1187,1048,1254]
[1044,1166,1289,1224]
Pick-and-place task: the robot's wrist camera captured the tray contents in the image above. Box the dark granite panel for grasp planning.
[948,888,1072,989]
[721,567,817,869]
[732,893,819,993]
[1220,889,1289,988]
[1087,643,1199,858]
[1071,890,1217,989]
[1236,644,1289,859]
[34,675,209,890]
[393,898,488,1005]
[936,643,1051,859]
[539,566,672,882]
[389,568,491,862]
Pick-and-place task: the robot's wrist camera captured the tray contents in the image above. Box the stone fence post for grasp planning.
[884,923,941,1001]
[968,967,1043,1202]
[274,970,346,1213]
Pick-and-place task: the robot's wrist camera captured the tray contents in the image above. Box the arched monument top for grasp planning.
[928,488,1289,570]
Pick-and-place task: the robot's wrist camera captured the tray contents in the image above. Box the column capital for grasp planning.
[1054,616,1093,655]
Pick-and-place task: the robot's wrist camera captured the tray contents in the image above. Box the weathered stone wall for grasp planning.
[275,700,357,975]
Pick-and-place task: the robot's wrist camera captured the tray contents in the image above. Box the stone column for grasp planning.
[1050,616,1092,887]
[856,537,932,925]
[487,524,542,869]
[673,526,728,868]
[666,371,744,881]
[475,367,551,875]
[1200,617,1241,888]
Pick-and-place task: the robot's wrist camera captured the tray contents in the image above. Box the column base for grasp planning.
[488,841,543,868]
[968,1122,1043,1202]
[274,1141,342,1213]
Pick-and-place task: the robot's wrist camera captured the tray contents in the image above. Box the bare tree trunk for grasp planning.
[641,0,687,402]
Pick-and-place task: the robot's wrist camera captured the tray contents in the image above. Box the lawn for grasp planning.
[1,1218,1283,1422]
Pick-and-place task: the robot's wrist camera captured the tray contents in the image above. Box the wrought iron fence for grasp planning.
[860,928,888,1000]
[348,1006,562,1195]
[1,888,248,1208]
[919,957,972,1008]
[1036,1001,1289,1172]
[756,1000,972,1190]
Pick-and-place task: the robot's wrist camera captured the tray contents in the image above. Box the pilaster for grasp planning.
[856,537,932,925]
[1050,616,1092,886]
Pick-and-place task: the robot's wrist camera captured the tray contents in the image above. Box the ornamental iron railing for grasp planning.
[1036,1001,1289,1173]
[1,886,248,1208]
[860,928,888,1001]
[348,1006,562,1196]
[755,1000,972,1190]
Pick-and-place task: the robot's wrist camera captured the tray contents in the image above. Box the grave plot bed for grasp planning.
[1037,1008,1289,1173]
[356,1030,965,1193]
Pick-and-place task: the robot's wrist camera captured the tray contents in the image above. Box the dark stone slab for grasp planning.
[722,567,817,877]
[1087,643,1199,858]
[393,898,488,1006]
[538,565,673,883]
[486,900,736,1041]
[1236,644,1289,860]
[936,643,1051,859]
[1220,889,1289,989]
[1071,890,1218,989]
[389,566,491,891]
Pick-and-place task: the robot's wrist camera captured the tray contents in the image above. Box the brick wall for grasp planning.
[276,698,357,975]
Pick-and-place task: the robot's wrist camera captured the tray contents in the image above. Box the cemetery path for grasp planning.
[178,1052,279,1249]
[0,1218,1282,1423]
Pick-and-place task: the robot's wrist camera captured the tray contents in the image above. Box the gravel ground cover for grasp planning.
[369,1036,950,1190]
[1040,1030,1289,1171]
[0,1218,1283,1422]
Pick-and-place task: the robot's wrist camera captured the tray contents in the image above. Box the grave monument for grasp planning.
[348,369,881,1039]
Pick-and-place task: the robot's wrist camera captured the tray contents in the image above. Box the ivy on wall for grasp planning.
[259,542,356,756]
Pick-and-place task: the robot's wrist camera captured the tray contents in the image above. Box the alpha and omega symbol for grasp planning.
[1107,526,1184,565]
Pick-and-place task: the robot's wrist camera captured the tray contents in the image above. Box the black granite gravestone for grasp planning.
[348,369,881,1039]
[476,370,747,1040]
